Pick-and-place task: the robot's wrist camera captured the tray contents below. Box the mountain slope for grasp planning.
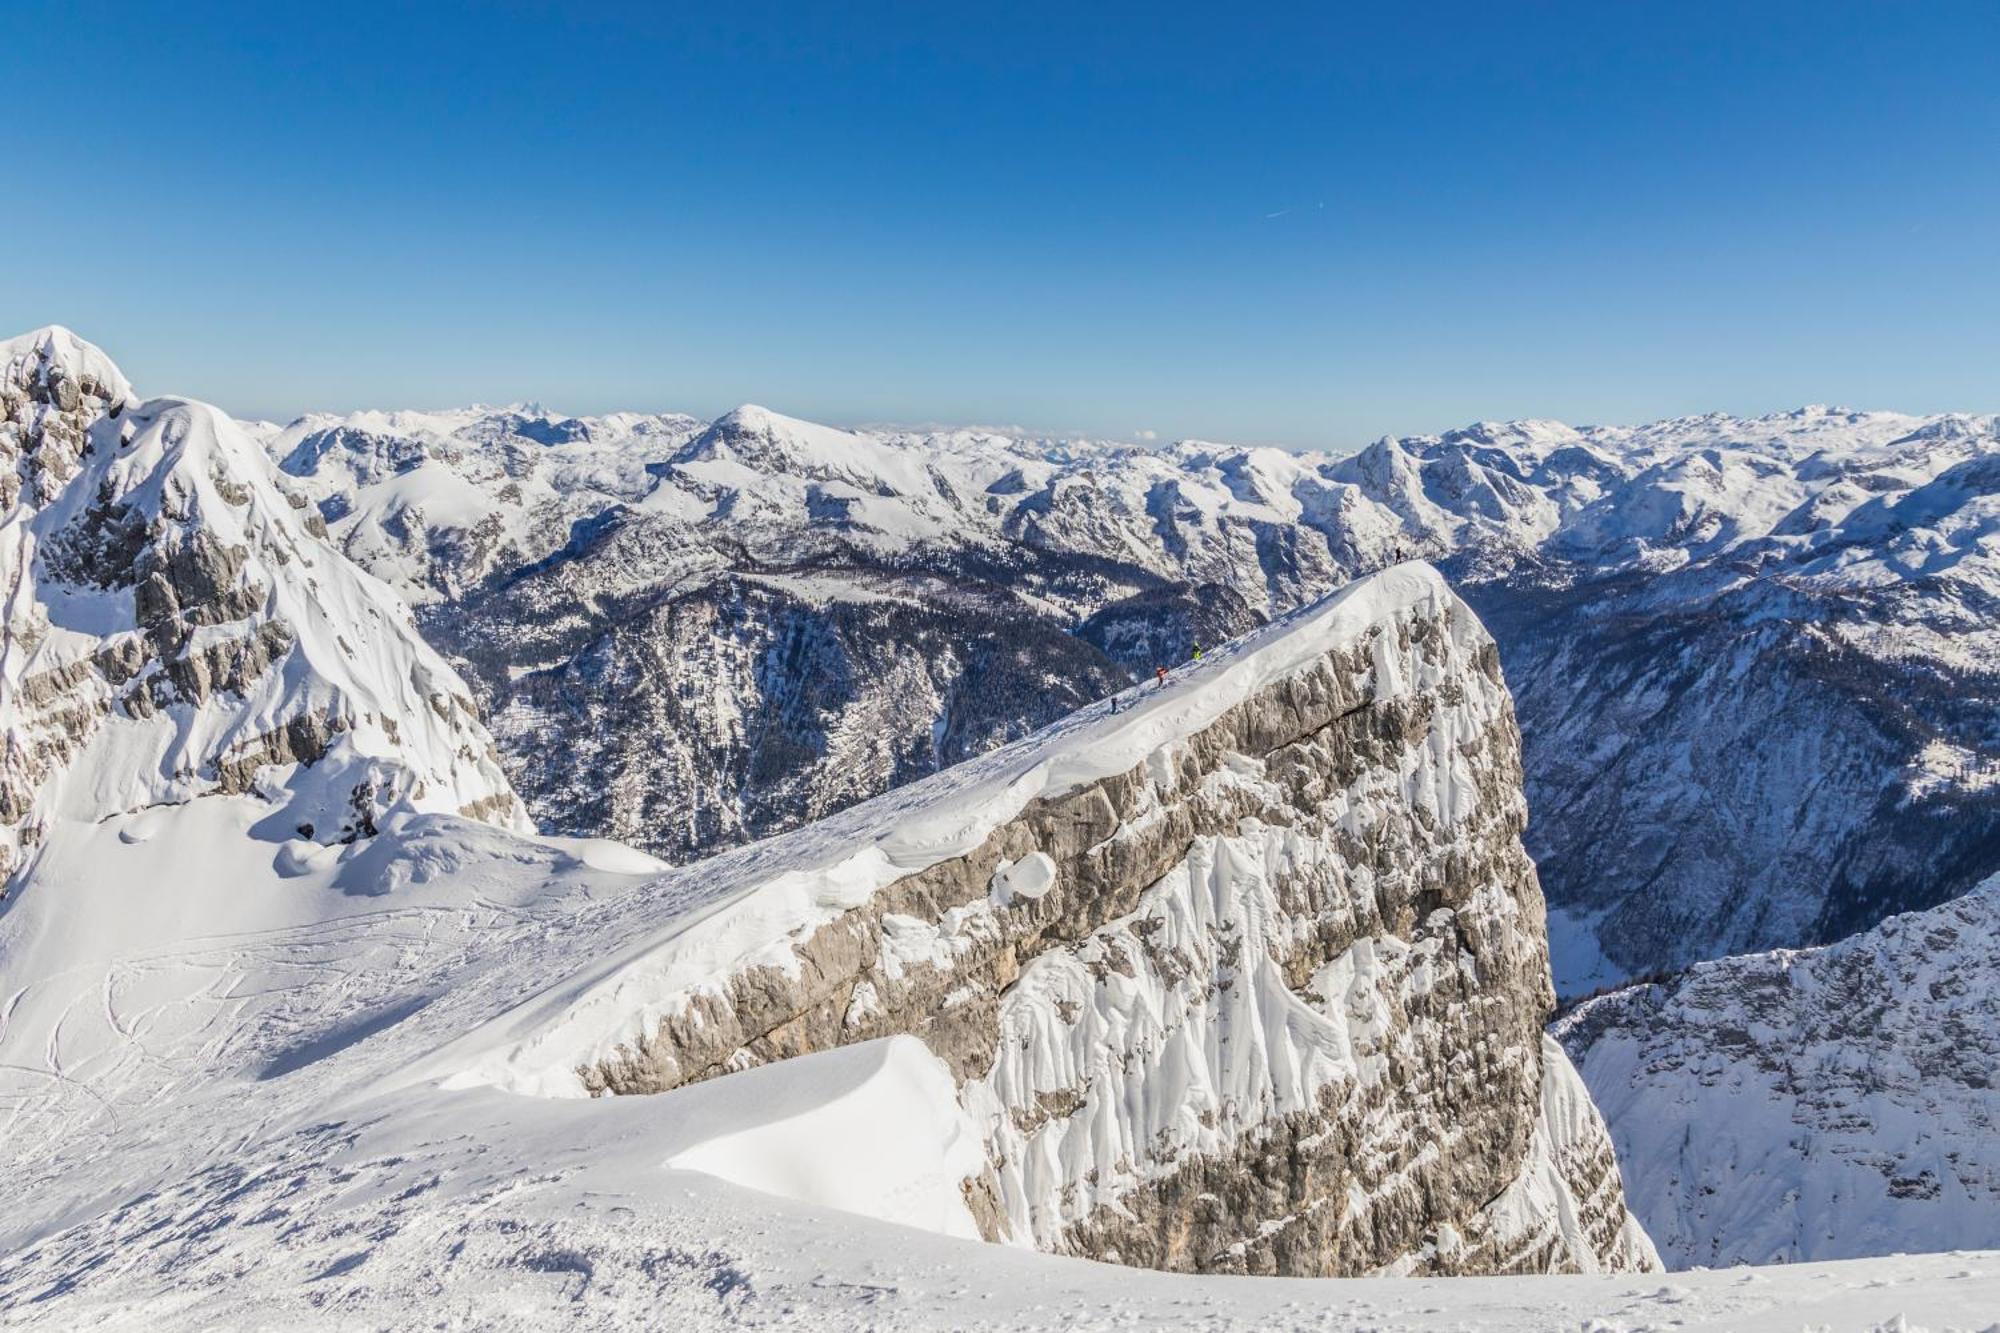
[0,327,524,888]
[1554,877,2000,1267]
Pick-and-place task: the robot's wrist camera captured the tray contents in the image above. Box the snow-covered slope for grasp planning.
[0,328,524,888]
[1555,877,2000,1268]
[268,390,2000,991]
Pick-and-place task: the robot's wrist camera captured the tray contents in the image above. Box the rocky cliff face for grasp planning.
[0,328,525,885]
[456,565,1656,1276]
[1555,877,2000,1268]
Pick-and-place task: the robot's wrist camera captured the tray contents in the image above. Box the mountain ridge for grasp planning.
[259,374,2000,990]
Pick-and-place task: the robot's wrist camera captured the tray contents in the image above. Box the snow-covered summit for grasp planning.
[0,325,134,412]
[0,327,525,883]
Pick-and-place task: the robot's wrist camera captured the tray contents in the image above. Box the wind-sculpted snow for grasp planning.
[0,328,524,885]
[1555,878,2000,1268]
[267,388,2000,990]
[441,564,1657,1277]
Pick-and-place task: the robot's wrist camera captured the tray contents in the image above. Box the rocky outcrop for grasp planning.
[474,565,1655,1277]
[0,327,526,883]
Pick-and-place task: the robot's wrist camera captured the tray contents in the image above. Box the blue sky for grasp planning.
[7,2,1997,448]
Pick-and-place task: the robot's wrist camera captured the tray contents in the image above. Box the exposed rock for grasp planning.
[0,327,528,885]
[534,567,1654,1276]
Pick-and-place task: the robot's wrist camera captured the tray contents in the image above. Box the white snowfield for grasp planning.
[2,560,1997,1327]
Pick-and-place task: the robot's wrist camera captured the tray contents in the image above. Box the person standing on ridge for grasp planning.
[1155,665,1168,689]
[1192,642,1203,662]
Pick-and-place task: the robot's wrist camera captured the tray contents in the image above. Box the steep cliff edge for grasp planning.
[448,563,1657,1276]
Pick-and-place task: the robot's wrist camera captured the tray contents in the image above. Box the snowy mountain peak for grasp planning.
[0,328,525,883]
[681,402,870,462]
[709,402,793,433]
[669,401,953,505]
[0,324,134,413]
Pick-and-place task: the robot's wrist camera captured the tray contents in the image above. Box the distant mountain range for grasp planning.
[266,392,2000,992]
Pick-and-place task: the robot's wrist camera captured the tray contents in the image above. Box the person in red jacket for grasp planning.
[1155,665,1169,689]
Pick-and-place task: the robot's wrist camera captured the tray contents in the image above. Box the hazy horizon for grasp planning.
[13,318,1996,457]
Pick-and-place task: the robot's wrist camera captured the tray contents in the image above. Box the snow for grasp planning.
[0,325,134,407]
[0,330,525,888]
[1547,906,1626,997]
[2,792,1995,1329]
[658,1036,987,1240]
[988,850,1057,904]
[8,330,2000,1325]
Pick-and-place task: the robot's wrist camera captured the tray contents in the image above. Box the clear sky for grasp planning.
[7,1,1997,448]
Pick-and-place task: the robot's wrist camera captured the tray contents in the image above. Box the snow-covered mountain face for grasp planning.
[452,566,1656,1277]
[1450,411,2000,985]
[1554,877,2000,1268]
[0,328,524,888]
[272,396,2000,989]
